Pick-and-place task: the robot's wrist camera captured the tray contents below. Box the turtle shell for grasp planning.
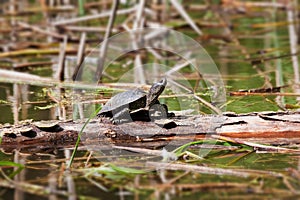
[98,88,147,116]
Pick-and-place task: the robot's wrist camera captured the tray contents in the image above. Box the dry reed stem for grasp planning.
[55,35,68,81]
[72,32,86,81]
[96,0,119,82]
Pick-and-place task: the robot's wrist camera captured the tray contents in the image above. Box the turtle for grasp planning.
[97,78,172,124]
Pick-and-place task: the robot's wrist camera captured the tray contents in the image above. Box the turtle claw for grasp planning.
[111,118,130,125]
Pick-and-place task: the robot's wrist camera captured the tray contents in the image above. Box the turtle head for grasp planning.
[146,77,167,107]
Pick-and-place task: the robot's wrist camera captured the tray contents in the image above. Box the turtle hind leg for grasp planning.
[112,107,132,124]
[130,108,150,121]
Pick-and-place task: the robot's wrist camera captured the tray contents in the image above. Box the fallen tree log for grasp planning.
[1,111,300,152]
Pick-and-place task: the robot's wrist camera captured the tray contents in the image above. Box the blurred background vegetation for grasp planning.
[0,0,300,123]
[0,1,300,199]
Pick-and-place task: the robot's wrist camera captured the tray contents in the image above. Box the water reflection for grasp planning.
[0,83,71,124]
[1,148,299,199]
[13,150,25,200]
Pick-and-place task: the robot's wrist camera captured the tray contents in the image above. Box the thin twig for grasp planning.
[17,21,64,39]
[230,92,300,97]
[146,161,250,177]
[113,146,163,156]
[13,61,54,69]
[212,135,300,153]
[62,25,119,33]
[52,6,135,26]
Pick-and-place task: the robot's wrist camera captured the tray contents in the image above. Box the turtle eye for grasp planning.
[158,77,167,86]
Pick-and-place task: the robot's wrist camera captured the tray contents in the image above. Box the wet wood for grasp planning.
[1,111,300,152]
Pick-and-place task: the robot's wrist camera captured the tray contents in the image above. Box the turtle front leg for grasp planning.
[149,104,168,121]
[149,104,174,121]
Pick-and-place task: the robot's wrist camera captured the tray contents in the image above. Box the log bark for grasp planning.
[1,111,300,152]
